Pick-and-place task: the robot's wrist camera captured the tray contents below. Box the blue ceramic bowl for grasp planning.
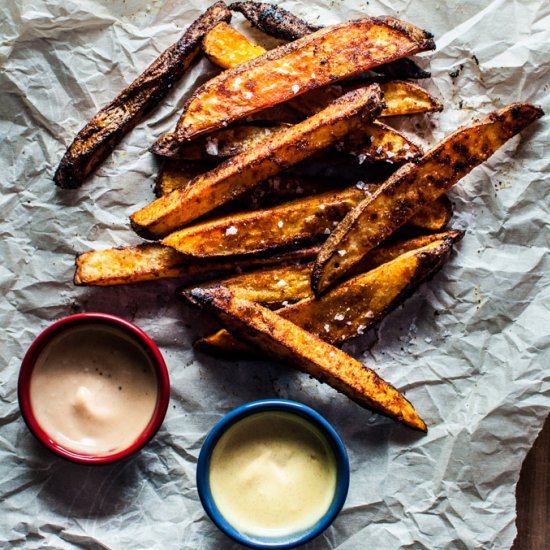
[197,399,350,549]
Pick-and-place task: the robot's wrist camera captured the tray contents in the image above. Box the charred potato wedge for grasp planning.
[229,1,321,40]
[74,243,319,287]
[161,186,453,258]
[312,102,544,294]
[203,22,266,68]
[192,231,463,356]
[153,17,434,150]
[54,2,231,188]
[133,85,384,238]
[229,2,429,79]
[187,286,427,431]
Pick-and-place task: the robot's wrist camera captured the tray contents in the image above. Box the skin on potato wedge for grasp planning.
[312,102,544,294]
[186,286,428,432]
[191,230,463,356]
[203,22,266,68]
[228,2,430,79]
[74,243,319,287]
[132,85,384,238]
[161,186,453,258]
[153,17,434,150]
[54,2,231,188]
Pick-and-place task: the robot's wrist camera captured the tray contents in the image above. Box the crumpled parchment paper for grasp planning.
[1,0,549,548]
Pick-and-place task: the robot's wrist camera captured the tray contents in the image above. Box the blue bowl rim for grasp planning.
[196,398,350,549]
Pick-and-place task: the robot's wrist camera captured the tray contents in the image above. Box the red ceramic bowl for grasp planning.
[18,313,170,465]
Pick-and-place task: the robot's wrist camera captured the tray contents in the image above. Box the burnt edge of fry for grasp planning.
[54,2,231,189]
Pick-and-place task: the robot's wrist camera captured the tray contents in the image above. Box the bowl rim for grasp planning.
[196,398,350,549]
[18,312,170,465]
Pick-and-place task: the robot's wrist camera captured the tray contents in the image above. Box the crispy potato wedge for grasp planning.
[54,2,231,188]
[161,187,363,257]
[229,2,430,79]
[312,102,544,294]
[407,195,452,231]
[153,17,434,150]
[161,186,452,258]
[187,286,427,431]
[203,22,266,68]
[133,85,384,238]
[192,230,463,355]
[74,243,319,287]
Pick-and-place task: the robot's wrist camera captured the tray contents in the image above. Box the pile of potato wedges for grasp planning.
[58,2,543,432]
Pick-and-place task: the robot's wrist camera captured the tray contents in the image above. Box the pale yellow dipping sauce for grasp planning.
[209,411,337,538]
[30,324,158,456]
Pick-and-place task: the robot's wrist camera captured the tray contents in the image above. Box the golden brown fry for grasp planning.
[187,286,427,431]
[407,195,452,231]
[193,230,463,356]
[74,243,319,287]
[229,2,430,79]
[54,2,231,188]
[161,187,363,258]
[153,17,434,151]
[203,22,266,68]
[312,102,544,294]
[133,85,384,238]
[161,185,452,258]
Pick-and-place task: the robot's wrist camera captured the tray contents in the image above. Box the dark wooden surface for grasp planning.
[512,416,550,549]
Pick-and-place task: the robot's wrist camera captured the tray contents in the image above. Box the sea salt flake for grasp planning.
[338,249,347,256]
[334,313,345,321]
[205,137,218,156]
[282,301,289,307]
[357,154,367,164]
[291,84,300,94]
[276,279,287,287]
[319,204,326,210]
[403,143,410,150]
[425,336,433,344]
[357,324,366,335]
[324,228,331,235]
[277,221,284,228]
[324,324,330,333]
[243,91,253,99]
[356,180,366,190]
[365,311,374,318]
[376,145,383,154]
[225,226,238,236]
[386,151,395,158]
[404,152,415,160]
[311,73,316,79]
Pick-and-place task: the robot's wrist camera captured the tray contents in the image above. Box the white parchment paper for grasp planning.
[1,1,549,548]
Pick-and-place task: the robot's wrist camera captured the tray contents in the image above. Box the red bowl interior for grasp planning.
[18,312,170,465]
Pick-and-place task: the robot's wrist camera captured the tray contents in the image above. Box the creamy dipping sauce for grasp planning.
[29,324,158,456]
[209,411,337,538]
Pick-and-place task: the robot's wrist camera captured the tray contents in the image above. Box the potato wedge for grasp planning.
[54,2,231,188]
[192,230,463,356]
[161,187,363,257]
[312,102,544,294]
[203,22,266,68]
[229,2,430,79]
[187,286,427,431]
[152,17,434,150]
[74,243,319,287]
[290,81,443,118]
[161,186,452,258]
[133,85,384,238]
